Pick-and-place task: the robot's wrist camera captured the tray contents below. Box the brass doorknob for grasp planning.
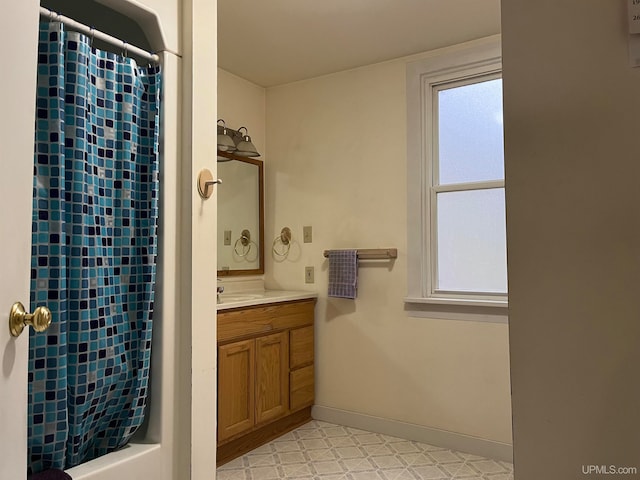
[9,302,52,337]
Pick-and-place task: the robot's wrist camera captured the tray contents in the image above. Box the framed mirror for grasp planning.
[217,150,264,276]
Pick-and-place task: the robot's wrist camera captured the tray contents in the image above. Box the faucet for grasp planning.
[216,278,224,303]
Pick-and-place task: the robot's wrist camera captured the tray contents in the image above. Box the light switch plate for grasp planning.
[224,230,232,245]
[305,266,314,284]
[303,225,313,243]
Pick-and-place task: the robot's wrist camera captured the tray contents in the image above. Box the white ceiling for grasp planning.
[218,0,501,88]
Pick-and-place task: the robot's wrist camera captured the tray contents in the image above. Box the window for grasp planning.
[433,76,506,296]
[406,38,507,313]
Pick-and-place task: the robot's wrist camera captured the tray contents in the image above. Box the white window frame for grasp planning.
[405,36,508,319]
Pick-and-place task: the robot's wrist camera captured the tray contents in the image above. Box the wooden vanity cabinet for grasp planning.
[217,298,316,465]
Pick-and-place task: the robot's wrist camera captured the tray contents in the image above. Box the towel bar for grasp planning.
[323,248,397,259]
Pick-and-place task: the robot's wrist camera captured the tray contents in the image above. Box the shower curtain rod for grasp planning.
[39,7,160,63]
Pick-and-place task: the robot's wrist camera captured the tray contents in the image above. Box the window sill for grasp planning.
[404,296,508,323]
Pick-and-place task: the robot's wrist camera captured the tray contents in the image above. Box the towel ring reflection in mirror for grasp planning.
[234,229,257,258]
[272,227,292,258]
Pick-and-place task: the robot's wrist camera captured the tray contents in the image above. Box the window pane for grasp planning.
[438,78,504,185]
[436,188,507,293]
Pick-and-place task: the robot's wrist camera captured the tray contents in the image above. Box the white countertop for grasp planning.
[216,289,318,311]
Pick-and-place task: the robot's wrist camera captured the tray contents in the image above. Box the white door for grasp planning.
[0,2,40,479]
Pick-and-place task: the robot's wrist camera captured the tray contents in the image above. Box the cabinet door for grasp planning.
[218,339,255,442]
[255,331,289,424]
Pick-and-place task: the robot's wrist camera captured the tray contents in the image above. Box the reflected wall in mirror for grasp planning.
[217,150,264,276]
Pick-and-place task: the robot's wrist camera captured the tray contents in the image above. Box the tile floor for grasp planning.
[217,420,513,480]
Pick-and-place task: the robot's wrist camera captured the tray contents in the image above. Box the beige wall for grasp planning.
[218,68,266,156]
[502,1,640,478]
[265,57,512,444]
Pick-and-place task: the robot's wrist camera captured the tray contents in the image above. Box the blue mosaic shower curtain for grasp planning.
[28,21,161,473]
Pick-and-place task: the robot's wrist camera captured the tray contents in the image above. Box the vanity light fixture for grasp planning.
[216,119,261,159]
[233,126,260,157]
[217,119,236,153]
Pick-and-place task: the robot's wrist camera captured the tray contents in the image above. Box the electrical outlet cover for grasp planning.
[305,266,314,283]
[303,226,313,243]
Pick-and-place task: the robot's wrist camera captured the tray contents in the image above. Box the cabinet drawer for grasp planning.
[290,365,314,411]
[290,325,314,369]
[218,300,315,344]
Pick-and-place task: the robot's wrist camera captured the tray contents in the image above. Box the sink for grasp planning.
[218,293,265,304]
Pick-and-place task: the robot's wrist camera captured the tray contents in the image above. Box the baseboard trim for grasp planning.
[312,405,513,463]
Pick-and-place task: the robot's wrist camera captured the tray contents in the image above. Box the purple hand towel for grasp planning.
[28,470,72,480]
[328,250,358,299]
